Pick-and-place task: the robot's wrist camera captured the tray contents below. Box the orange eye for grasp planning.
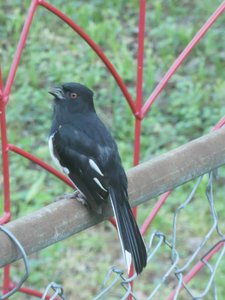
[70,92,77,99]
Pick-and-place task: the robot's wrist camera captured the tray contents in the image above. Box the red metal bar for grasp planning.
[109,217,117,228]
[0,103,11,214]
[38,0,136,116]
[167,241,225,300]
[8,144,74,188]
[213,115,225,131]
[3,265,10,296]
[135,0,146,119]
[133,0,146,166]
[133,119,142,167]
[0,67,3,90]
[0,213,11,225]
[17,285,59,299]
[3,0,39,104]
[128,1,146,297]
[141,191,171,235]
[1,65,11,300]
[141,1,225,118]
[0,68,11,219]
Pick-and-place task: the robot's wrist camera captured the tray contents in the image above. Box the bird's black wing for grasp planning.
[50,123,112,212]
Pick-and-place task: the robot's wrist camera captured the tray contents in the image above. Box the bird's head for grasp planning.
[49,82,95,113]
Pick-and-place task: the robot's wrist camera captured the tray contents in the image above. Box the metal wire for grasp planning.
[94,170,225,299]
[41,282,66,300]
[0,226,30,300]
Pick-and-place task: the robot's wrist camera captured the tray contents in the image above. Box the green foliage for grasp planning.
[1,0,225,299]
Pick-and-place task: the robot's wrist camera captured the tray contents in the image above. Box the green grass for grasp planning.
[1,0,225,299]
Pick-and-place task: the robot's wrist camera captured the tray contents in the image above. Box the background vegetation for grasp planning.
[1,0,225,299]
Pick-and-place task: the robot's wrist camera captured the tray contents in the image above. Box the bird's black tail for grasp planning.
[109,187,147,275]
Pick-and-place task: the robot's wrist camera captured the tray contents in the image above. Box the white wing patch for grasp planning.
[89,159,104,176]
[93,177,107,192]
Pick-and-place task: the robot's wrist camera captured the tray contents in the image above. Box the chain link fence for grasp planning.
[93,170,225,300]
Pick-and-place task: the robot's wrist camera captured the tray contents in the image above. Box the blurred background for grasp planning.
[1,0,225,299]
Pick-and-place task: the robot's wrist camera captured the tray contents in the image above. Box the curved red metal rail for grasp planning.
[39,0,136,116]
[1,0,225,299]
[141,1,225,118]
[8,144,74,188]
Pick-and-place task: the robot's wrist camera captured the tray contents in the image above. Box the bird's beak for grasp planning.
[48,87,65,100]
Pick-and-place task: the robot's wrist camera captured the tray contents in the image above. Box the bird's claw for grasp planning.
[55,190,88,206]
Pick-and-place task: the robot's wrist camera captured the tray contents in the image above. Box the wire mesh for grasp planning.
[0,226,30,299]
[41,282,65,300]
[93,170,225,299]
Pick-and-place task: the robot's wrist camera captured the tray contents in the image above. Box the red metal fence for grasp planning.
[1,0,225,299]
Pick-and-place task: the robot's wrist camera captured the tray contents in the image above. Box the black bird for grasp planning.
[48,82,147,274]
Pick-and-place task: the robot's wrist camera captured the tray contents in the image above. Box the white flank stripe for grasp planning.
[93,177,107,192]
[48,133,61,169]
[49,133,70,176]
[49,132,76,189]
[89,159,104,176]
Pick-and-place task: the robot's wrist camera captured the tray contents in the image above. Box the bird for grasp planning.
[48,82,147,274]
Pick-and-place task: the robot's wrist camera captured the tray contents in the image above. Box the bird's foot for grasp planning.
[55,191,91,210]
[55,194,68,202]
[55,190,88,206]
[73,190,88,206]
